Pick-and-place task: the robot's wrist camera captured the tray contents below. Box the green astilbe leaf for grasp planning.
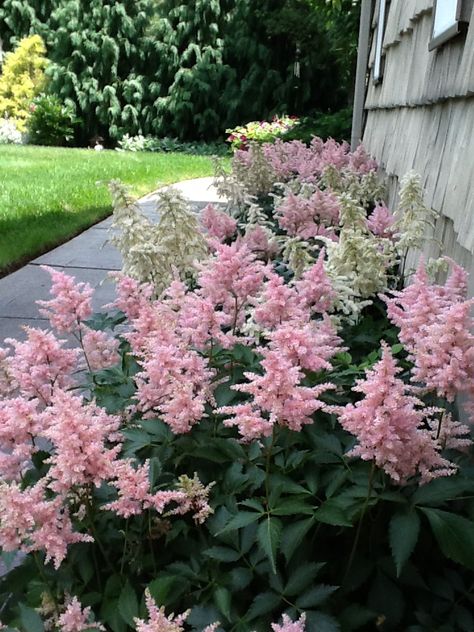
[389,510,421,577]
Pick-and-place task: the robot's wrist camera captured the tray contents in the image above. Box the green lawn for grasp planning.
[0,145,217,274]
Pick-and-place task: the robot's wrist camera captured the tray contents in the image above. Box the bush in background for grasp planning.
[0,117,23,144]
[282,108,353,144]
[117,134,228,156]
[0,34,47,131]
[27,94,76,146]
[226,116,299,151]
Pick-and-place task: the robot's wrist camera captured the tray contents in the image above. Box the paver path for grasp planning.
[0,177,225,342]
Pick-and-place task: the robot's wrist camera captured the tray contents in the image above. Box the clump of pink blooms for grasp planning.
[338,342,469,484]
[367,203,396,238]
[201,203,237,242]
[57,596,104,632]
[275,189,340,240]
[261,137,377,183]
[382,259,474,404]
[38,265,93,333]
[271,613,306,632]
[134,589,190,632]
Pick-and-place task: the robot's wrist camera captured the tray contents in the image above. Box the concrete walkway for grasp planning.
[0,177,224,342]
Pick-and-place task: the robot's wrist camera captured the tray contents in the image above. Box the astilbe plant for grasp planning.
[1,138,474,632]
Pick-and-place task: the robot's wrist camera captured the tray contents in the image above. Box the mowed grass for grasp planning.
[0,145,217,274]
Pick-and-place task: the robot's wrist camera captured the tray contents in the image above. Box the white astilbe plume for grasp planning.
[213,157,248,214]
[394,171,437,254]
[280,237,316,278]
[324,194,396,321]
[108,180,161,287]
[153,187,208,293]
[109,181,208,295]
[232,142,276,197]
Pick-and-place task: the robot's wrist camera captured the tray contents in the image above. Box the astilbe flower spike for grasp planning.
[57,596,105,632]
[0,397,40,481]
[42,391,121,494]
[134,589,190,632]
[338,342,458,484]
[4,328,78,403]
[37,266,93,333]
[0,480,93,569]
[271,613,306,632]
[200,203,237,242]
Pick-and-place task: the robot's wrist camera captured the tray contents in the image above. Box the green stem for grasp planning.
[264,428,277,509]
[343,462,375,584]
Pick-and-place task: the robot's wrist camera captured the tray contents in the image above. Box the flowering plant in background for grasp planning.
[0,117,23,144]
[226,116,300,152]
[1,137,474,632]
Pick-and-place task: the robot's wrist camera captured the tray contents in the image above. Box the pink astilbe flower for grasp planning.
[338,343,458,484]
[242,225,278,258]
[411,299,474,401]
[269,316,342,373]
[275,189,340,239]
[0,480,93,568]
[382,259,474,402]
[218,402,274,442]
[42,391,121,493]
[320,138,351,170]
[200,203,237,241]
[271,613,306,632]
[81,326,120,371]
[57,596,104,632]
[0,397,40,481]
[5,328,78,403]
[134,589,189,632]
[197,241,266,328]
[37,266,93,333]
[103,459,153,518]
[221,348,333,439]
[175,292,231,350]
[263,139,321,182]
[135,338,214,433]
[367,203,396,238]
[253,272,303,329]
[294,249,335,313]
[430,413,472,451]
[348,143,378,174]
[111,273,154,320]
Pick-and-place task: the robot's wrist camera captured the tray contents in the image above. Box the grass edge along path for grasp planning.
[0,145,218,275]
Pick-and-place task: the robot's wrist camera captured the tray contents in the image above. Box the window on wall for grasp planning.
[373,0,389,83]
[429,0,472,50]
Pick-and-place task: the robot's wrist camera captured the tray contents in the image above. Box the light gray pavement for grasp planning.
[0,177,225,342]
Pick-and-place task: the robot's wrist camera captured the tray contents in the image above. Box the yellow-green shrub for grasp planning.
[0,35,48,131]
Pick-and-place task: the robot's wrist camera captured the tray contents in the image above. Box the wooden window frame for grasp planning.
[373,0,388,83]
[429,0,471,50]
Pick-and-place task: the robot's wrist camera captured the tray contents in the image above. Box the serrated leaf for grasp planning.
[285,562,325,596]
[218,511,261,534]
[296,584,338,608]
[257,517,282,574]
[246,591,281,621]
[271,498,314,516]
[213,586,232,621]
[147,575,176,605]
[228,567,253,591]
[280,517,315,563]
[19,604,44,632]
[314,500,353,527]
[304,611,341,632]
[421,508,474,570]
[413,477,474,506]
[389,510,420,576]
[204,546,241,562]
[118,582,139,627]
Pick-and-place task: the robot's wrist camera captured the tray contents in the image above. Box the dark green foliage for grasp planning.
[0,0,359,143]
[27,94,76,145]
[282,108,354,144]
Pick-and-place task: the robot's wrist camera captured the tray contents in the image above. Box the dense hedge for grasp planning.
[0,0,359,143]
